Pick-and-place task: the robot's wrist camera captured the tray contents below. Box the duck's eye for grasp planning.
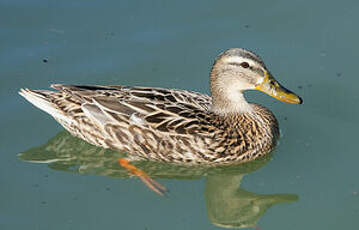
[240,62,250,68]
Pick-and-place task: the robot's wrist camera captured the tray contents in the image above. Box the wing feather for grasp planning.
[53,84,213,135]
[82,103,114,128]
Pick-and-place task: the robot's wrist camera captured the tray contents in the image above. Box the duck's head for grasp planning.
[210,48,302,114]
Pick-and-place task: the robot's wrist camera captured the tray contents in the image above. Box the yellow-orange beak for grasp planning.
[255,72,302,104]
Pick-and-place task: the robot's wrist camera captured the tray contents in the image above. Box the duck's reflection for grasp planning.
[206,173,297,229]
[19,131,298,229]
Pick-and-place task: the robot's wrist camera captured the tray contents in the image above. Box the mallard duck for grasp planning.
[19,48,302,194]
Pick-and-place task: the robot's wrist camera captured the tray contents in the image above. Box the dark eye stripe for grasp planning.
[228,62,265,77]
[228,62,250,68]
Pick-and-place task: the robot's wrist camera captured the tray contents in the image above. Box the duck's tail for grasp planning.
[19,88,72,124]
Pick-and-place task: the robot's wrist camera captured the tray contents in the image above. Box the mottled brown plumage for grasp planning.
[19,48,301,166]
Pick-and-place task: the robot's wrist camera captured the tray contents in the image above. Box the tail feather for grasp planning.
[19,88,72,124]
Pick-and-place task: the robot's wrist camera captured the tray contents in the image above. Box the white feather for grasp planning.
[129,113,147,126]
[19,89,72,124]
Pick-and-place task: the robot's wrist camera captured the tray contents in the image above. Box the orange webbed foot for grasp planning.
[118,158,167,196]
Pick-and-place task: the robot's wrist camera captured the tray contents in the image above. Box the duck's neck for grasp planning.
[211,91,253,115]
[210,72,253,115]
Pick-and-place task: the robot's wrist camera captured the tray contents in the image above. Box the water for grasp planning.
[1,0,358,229]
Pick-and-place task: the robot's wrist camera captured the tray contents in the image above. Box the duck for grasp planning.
[19,48,302,195]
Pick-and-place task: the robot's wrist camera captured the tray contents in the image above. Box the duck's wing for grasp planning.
[51,84,213,136]
[21,84,214,195]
